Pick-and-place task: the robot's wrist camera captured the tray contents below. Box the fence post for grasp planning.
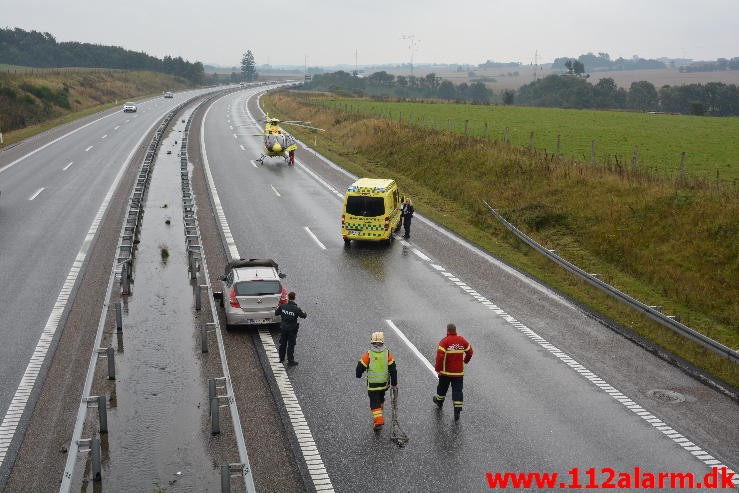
[680,151,686,176]
[208,378,216,413]
[194,283,202,311]
[484,122,488,139]
[632,147,639,169]
[211,397,220,434]
[556,135,561,157]
[504,127,509,144]
[464,120,468,136]
[591,140,596,164]
[447,119,451,131]
[529,132,534,151]
[121,262,130,295]
[106,347,115,380]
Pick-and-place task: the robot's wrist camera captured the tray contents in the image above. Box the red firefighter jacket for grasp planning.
[435,334,473,377]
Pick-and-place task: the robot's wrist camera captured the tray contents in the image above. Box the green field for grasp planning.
[314,98,739,182]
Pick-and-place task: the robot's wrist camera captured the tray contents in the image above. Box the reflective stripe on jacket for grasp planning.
[435,334,473,377]
[357,348,397,390]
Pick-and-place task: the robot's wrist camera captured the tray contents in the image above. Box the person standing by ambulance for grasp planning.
[433,323,473,421]
[356,331,398,430]
[401,197,414,239]
[275,291,307,366]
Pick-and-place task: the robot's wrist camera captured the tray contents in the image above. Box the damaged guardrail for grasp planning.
[482,199,738,364]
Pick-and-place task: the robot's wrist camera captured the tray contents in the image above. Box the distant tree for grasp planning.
[438,80,456,100]
[502,89,515,105]
[573,60,586,77]
[627,80,658,111]
[241,50,257,82]
[468,82,492,103]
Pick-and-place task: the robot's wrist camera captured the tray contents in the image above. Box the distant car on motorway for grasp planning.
[164,91,173,98]
[214,258,287,329]
[123,102,137,113]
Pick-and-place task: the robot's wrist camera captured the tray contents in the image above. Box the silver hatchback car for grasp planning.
[215,259,287,328]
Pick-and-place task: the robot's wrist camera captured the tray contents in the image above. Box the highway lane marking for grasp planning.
[0,110,118,176]
[101,134,108,139]
[1,113,164,473]
[233,133,237,139]
[62,161,74,171]
[250,160,259,168]
[114,125,120,130]
[204,92,335,493]
[270,185,282,197]
[385,320,437,376]
[304,227,326,250]
[240,144,245,151]
[277,106,738,486]
[28,188,45,200]
[85,145,93,152]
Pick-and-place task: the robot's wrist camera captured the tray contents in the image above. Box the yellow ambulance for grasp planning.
[341,178,402,244]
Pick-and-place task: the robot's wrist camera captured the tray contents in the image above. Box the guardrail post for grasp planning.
[121,262,130,295]
[208,378,216,412]
[201,323,208,353]
[106,347,116,380]
[97,395,108,433]
[194,283,202,311]
[211,397,220,435]
[221,464,231,493]
[91,437,102,481]
[115,301,123,332]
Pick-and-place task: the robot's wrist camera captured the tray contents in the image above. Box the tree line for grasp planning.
[303,70,494,103]
[0,28,204,84]
[300,69,739,117]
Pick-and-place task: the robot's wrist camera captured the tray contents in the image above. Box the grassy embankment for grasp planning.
[0,68,192,147]
[263,91,738,389]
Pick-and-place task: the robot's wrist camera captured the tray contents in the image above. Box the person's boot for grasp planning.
[454,408,462,421]
[372,408,384,430]
[432,395,444,409]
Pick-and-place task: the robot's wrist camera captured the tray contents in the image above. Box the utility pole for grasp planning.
[401,34,420,77]
[534,50,539,81]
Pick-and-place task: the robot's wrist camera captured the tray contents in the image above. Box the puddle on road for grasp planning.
[89,111,221,492]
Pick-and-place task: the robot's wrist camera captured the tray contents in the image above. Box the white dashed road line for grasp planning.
[62,162,73,171]
[84,146,93,152]
[385,320,436,376]
[28,188,45,201]
[304,227,326,250]
[270,185,281,197]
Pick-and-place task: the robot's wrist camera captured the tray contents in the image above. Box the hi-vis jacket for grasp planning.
[356,345,398,391]
[435,334,473,377]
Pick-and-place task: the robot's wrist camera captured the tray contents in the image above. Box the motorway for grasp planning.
[0,83,736,492]
[198,88,738,491]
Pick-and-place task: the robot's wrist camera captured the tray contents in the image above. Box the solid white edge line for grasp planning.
[303,227,326,250]
[0,111,117,176]
[385,320,437,376]
[206,89,334,493]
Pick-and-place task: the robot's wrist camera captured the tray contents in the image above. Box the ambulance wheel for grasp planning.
[343,238,351,246]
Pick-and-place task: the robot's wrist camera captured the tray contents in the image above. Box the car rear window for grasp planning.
[234,280,281,296]
[346,196,385,217]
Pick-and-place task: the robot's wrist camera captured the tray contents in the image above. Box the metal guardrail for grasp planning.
[482,200,738,364]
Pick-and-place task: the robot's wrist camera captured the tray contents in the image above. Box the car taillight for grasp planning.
[341,214,345,227]
[279,286,288,305]
[229,286,240,308]
[384,216,390,230]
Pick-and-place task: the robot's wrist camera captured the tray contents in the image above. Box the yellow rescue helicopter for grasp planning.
[254,114,323,166]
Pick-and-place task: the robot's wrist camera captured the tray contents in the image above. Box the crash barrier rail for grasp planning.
[179,101,257,493]
[482,200,738,364]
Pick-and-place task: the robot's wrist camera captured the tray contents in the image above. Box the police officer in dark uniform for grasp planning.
[275,291,307,366]
[401,198,414,239]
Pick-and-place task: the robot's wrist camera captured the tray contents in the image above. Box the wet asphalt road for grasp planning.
[199,88,738,492]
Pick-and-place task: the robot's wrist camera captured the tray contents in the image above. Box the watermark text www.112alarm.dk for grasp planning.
[486,466,736,489]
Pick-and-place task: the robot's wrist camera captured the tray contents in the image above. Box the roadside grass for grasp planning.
[263,91,738,389]
[0,70,190,147]
[311,97,739,183]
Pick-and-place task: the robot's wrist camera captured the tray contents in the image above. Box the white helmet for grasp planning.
[370,331,385,344]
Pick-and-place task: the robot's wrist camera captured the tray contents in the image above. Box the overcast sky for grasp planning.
[3,0,738,67]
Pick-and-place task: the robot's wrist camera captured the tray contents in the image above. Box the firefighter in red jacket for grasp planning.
[433,323,473,421]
